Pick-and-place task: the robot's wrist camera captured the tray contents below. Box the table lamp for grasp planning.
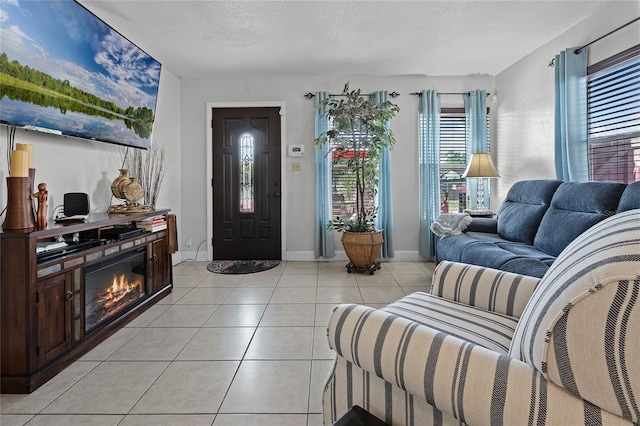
[462,152,500,210]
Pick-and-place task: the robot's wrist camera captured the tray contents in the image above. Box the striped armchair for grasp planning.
[323,209,640,425]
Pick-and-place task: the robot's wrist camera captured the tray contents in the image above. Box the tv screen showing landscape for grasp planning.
[0,0,161,149]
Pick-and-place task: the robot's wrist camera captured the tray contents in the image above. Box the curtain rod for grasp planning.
[548,16,640,67]
[410,92,491,96]
[304,91,400,99]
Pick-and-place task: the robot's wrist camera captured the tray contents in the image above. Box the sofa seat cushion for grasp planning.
[500,257,554,278]
[458,240,556,278]
[494,241,555,259]
[464,231,508,242]
[459,241,519,269]
[436,231,514,263]
[434,233,476,263]
[383,292,518,354]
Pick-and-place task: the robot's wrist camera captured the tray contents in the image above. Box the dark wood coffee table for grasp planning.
[332,405,389,426]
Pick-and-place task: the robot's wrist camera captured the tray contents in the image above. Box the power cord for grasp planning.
[6,125,16,171]
[181,239,206,262]
[2,126,17,217]
[51,204,65,220]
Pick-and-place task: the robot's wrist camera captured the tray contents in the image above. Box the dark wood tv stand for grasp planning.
[1,209,174,393]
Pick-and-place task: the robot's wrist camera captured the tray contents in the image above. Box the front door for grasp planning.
[212,107,281,260]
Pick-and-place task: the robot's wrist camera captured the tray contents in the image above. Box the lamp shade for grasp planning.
[462,153,500,178]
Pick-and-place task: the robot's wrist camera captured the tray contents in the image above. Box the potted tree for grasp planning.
[315,83,399,274]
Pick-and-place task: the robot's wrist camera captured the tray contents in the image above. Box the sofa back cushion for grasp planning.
[533,181,626,256]
[618,180,640,212]
[496,180,562,245]
[509,209,640,423]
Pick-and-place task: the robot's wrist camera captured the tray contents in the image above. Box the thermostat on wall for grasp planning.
[288,145,305,157]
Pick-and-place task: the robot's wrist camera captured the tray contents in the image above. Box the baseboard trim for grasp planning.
[176,250,208,263]
[176,250,428,263]
[285,250,426,262]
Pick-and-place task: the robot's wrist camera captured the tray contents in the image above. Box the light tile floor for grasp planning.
[1,260,434,426]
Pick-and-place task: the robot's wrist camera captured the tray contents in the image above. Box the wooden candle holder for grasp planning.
[3,177,36,231]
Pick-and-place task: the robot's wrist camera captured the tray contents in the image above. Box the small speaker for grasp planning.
[63,193,90,216]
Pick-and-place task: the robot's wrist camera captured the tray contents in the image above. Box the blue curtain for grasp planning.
[373,91,394,258]
[464,90,489,209]
[314,91,335,258]
[554,47,588,181]
[418,90,441,258]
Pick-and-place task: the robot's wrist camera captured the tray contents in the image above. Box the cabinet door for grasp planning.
[36,273,72,366]
[151,238,169,293]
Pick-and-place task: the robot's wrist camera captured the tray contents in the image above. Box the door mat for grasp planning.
[207,260,280,274]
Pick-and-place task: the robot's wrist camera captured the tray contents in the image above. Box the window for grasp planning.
[239,134,255,213]
[331,128,375,221]
[438,108,490,213]
[587,44,640,183]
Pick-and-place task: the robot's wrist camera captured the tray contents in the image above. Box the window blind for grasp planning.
[587,44,640,183]
[437,108,490,213]
[588,55,640,140]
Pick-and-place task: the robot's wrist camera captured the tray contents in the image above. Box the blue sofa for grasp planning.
[435,179,640,277]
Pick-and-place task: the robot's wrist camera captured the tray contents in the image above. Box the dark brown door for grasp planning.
[212,107,281,260]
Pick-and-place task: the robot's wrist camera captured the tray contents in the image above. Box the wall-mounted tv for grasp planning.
[0,0,161,149]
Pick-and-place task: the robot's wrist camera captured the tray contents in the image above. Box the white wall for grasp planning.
[179,74,494,261]
[492,1,640,206]
[0,68,182,263]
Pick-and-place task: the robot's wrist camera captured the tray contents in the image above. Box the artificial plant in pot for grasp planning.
[315,83,399,273]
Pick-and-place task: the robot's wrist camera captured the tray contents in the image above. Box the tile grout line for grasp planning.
[212,264,284,418]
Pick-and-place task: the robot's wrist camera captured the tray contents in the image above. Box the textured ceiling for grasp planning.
[78,0,612,79]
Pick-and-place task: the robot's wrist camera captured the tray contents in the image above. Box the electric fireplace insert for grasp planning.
[84,248,147,333]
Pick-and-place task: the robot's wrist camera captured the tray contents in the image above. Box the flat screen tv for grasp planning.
[0,0,161,149]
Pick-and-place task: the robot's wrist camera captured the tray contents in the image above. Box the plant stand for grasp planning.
[346,261,381,275]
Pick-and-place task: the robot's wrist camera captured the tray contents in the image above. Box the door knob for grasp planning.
[273,192,280,198]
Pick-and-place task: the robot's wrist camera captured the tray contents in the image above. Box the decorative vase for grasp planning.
[111,169,130,199]
[3,177,36,231]
[341,231,383,272]
[123,177,144,205]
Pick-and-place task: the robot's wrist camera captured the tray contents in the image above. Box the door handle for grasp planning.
[273,192,280,198]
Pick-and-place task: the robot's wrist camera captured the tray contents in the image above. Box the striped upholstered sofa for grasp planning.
[323,209,640,425]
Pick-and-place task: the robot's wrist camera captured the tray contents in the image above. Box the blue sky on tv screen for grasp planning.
[0,0,161,111]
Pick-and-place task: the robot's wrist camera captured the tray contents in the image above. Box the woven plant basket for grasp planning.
[341,231,384,268]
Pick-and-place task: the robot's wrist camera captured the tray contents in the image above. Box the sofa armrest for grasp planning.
[431,261,539,318]
[327,304,624,426]
[466,217,497,233]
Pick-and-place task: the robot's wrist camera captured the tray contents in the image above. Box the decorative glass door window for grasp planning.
[239,134,255,213]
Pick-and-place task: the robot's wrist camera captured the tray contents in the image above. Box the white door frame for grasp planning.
[206,102,287,261]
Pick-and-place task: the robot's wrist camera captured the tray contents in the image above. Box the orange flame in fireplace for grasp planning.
[98,274,143,310]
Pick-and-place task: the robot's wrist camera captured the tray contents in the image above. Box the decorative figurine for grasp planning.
[33,183,48,229]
